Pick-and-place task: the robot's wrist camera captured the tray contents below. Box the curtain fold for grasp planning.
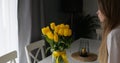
[18,0,32,63]
[18,0,49,62]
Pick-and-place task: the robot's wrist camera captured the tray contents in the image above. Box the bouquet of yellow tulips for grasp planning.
[41,22,72,52]
[41,22,72,63]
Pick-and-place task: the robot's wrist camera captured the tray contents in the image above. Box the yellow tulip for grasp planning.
[50,22,56,30]
[65,24,69,29]
[64,29,69,36]
[58,29,64,36]
[46,26,50,31]
[41,26,50,35]
[46,31,54,40]
[54,33,58,42]
[60,24,65,28]
[41,27,46,35]
[54,25,60,33]
[68,29,72,36]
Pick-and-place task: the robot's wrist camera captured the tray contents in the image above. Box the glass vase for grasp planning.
[52,51,68,63]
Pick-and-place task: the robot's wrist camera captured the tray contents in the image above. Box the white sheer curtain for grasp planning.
[0,0,18,62]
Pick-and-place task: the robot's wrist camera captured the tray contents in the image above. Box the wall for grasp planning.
[83,0,98,15]
[43,0,68,25]
[82,0,98,39]
[31,0,41,42]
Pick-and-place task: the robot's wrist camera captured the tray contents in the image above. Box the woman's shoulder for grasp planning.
[111,26,120,35]
[108,26,120,41]
[107,26,120,49]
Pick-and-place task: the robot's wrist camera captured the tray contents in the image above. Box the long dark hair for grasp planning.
[98,0,120,63]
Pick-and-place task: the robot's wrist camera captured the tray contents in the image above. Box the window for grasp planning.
[0,0,18,62]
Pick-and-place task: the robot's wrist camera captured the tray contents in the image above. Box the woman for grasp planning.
[97,0,120,63]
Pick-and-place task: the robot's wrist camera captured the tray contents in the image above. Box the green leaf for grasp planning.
[45,36,54,48]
